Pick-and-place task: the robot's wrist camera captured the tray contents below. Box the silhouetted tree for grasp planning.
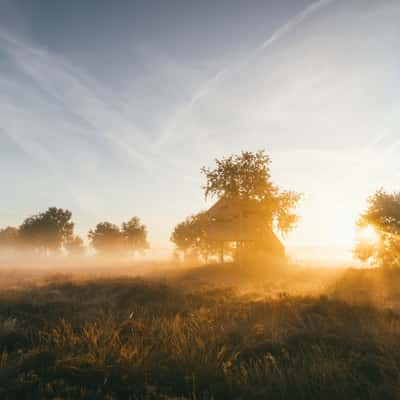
[201,150,301,235]
[88,222,123,255]
[171,212,205,263]
[121,217,149,255]
[0,227,19,252]
[355,190,400,267]
[65,235,85,256]
[171,212,229,264]
[18,207,74,255]
[89,217,149,256]
[171,150,300,265]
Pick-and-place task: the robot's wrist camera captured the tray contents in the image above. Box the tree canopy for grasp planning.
[65,236,86,256]
[201,150,301,235]
[88,217,149,256]
[0,210,149,258]
[354,190,400,267]
[170,212,227,263]
[88,222,123,254]
[0,227,19,251]
[18,207,74,255]
[121,217,149,255]
[171,150,300,264]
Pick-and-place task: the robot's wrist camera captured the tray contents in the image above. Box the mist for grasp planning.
[2,1,400,398]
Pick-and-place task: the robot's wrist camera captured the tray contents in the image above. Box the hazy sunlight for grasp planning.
[357,225,379,244]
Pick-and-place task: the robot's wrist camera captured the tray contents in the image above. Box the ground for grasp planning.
[1,262,400,399]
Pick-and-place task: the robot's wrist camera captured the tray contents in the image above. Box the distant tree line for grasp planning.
[0,207,148,257]
[1,150,302,264]
[2,149,399,268]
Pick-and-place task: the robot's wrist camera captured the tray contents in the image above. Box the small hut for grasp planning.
[206,197,284,262]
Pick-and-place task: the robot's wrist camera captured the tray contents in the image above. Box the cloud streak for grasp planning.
[259,0,335,50]
[157,0,336,146]
[0,28,154,170]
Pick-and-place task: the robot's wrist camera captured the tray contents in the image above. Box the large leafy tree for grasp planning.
[201,150,301,235]
[18,207,74,255]
[355,190,400,267]
[171,150,297,264]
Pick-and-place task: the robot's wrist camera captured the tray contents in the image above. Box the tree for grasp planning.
[201,150,301,235]
[65,235,85,256]
[18,207,74,255]
[354,190,400,267]
[171,150,300,265]
[88,217,149,256]
[171,212,231,264]
[170,212,207,263]
[88,222,123,255]
[121,217,149,255]
[0,227,19,252]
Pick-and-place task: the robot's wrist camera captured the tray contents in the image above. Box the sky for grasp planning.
[1,0,400,261]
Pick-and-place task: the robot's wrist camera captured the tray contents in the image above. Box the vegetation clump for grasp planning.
[355,190,400,267]
[1,267,400,399]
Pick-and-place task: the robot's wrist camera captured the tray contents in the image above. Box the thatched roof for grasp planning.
[205,197,284,254]
[207,197,260,219]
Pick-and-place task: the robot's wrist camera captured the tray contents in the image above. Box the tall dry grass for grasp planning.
[1,264,400,399]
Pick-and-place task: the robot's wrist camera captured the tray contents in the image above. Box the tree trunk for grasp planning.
[219,242,224,264]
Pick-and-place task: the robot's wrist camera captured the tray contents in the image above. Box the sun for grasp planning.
[357,225,379,243]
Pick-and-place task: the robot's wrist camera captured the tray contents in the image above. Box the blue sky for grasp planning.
[1,0,400,259]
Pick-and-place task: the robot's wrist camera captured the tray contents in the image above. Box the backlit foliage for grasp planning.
[171,212,233,263]
[355,190,400,267]
[18,207,74,255]
[201,150,301,235]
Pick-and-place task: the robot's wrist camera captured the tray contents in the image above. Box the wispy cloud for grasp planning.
[0,26,209,240]
[157,0,336,146]
[0,29,154,169]
[259,0,335,50]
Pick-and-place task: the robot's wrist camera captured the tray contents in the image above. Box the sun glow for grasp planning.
[357,225,379,244]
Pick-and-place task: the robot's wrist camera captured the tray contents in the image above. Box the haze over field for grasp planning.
[1,0,400,262]
[4,2,400,399]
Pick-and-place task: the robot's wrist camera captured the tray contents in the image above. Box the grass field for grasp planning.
[1,262,400,399]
